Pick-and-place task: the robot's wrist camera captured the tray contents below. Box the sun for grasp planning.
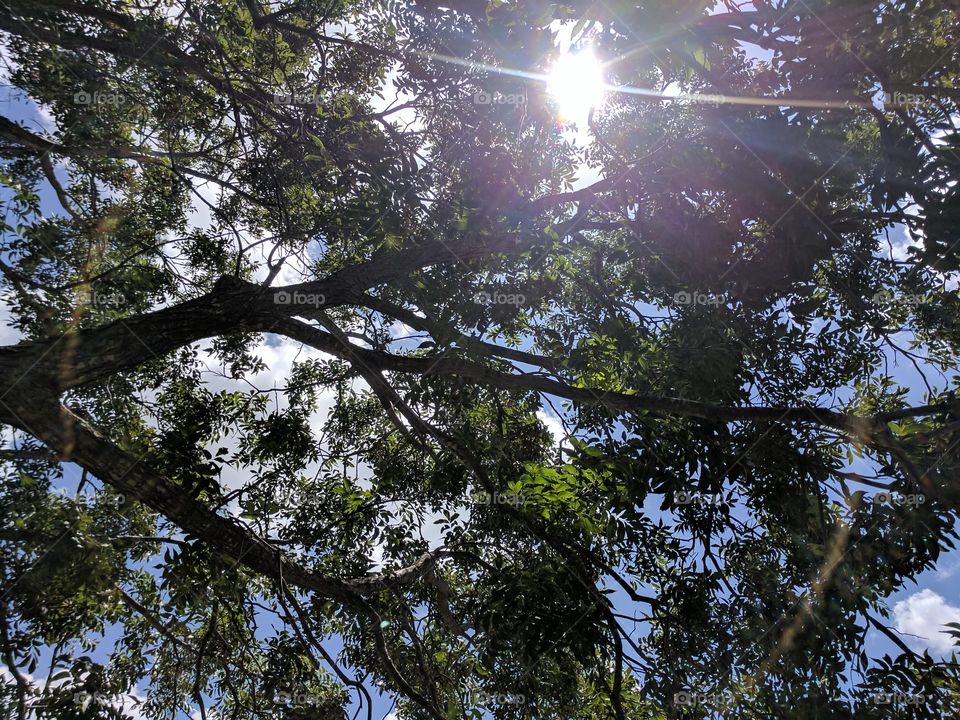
[546,49,606,123]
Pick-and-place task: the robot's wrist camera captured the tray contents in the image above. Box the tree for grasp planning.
[0,0,959,717]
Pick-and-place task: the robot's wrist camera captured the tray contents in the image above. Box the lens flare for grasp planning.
[546,50,606,122]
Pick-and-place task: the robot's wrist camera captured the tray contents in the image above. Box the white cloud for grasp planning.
[936,551,960,580]
[0,37,19,86]
[537,410,567,449]
[0,666,146,719]
[892,223,923,262]
[185,178,219,231]
[197,335,341,495]
[893,589,960,654]
[34,100,58,132]
[0,294,23,346]
[371,66,419,130]
[887,194,924,262]
[388,320,416,339]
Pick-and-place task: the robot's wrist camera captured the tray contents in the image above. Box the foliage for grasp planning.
[0,1,959,718]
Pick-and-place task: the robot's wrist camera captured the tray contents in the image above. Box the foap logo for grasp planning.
[674,490,724,507]
[92,289,125,309]
[869,692,923,706]
[73,91,125,106]
[673,691,729,708]
[474,290,526,306]
[871,290,929,307]
[273,290,325,308]
[697,92,726,108]
[74,692,117,710]
[473,89,526,106]
[52,487,126,508]
[469,688,524,706]
[272,92,321,106]
[883,91,926,110]
[274,690,324,706]
[469,490,523,507]
[682,91,725,108]
[873,491,926,507]
[673,291,724,307]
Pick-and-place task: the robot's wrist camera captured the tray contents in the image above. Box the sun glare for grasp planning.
[546,49,606,123]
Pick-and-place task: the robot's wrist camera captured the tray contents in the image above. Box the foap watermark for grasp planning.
[469,490,524,507]
[874,491,926,507]
[91,289,126,309]
[682,92,726,108]
[73,91,125,106]
[473,89,526,106]
[273,690,324,706]
[274,290,325,308]
[673,291,725,307]
[883,91,927,110]
[868,692,924,706]
[53,487,126,508]
[74,692,121,710]
[871,290,929,307]
[468,688,524,706]
[674,691,731,708]
[272,92,321,106]
[474,290,526,306]
[674,490,724,507]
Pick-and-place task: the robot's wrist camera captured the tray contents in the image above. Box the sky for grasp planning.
[1,11,959,720]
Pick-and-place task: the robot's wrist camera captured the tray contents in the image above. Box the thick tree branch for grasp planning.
[2,399,439,608]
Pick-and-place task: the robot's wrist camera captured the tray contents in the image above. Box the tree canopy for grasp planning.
[1,0,960,718]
